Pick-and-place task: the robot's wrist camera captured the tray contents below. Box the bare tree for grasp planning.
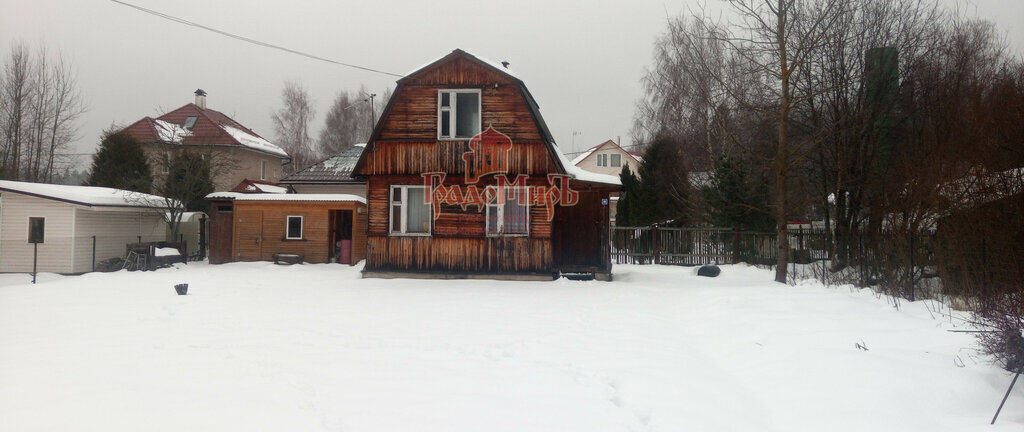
[318,85,390,157]
[271,80,316,172]
[0,43,32,178]
[0,41,85,182]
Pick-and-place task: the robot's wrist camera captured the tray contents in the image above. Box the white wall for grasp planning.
[72,208,167,273]
[0,192,75,273]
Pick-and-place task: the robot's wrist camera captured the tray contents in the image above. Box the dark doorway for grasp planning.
[330,210,354,264]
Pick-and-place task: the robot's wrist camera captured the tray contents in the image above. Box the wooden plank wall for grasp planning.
[231,201,367,264]
[360,141,558,177]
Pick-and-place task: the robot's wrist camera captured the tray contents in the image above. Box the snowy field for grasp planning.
[1,261,1022,431]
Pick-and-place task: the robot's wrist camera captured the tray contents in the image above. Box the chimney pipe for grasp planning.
[194,89,207,109]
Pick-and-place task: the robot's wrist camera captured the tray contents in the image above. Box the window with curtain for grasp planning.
[390,185,432,235]
[486,187,529,236]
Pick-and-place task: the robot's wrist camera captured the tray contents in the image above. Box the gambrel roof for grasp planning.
[353,49,618,186]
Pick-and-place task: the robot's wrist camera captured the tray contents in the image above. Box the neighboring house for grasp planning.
[205,190,367,266]
[571,139,643,177]
[121,89,289,191]
[279,144,366,196]
[352,49,620,280]
[572,140,642,225]
[0,180,172,274]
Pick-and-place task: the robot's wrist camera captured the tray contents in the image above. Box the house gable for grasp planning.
[354,49,564,178]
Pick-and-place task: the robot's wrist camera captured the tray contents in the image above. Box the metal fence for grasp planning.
[611,226,939,301]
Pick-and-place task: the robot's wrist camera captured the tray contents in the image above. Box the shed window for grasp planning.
[611,154,621,167]
[486,187,529,236]
[286,216,303,240]
[390,185,431,235]
[28,217,45,243]
[438,89,481,139]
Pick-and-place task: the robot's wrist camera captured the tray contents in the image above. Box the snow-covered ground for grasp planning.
[1,262,1021,431]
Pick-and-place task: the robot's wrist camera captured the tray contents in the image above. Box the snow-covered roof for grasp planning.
[570,147,599,165]
[0,180,176,209]
[205,192,366,204]
[405,49,520,80]
[221,125,288,158]
[281,144,366,184]
[153,119,192,143]
[552,145,621,186]
[242,183,288,194]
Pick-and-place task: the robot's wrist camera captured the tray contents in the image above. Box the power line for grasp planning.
[109,0,403,78]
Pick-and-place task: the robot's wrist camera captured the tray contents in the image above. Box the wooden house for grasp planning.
[206,191,366,265]
[0,180,172,274]
[352,49,620,280]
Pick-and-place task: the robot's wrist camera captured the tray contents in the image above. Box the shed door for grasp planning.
[552,190,603,270]
[234,209,263,261]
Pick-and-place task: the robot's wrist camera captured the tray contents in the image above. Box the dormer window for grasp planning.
[183,116,198,130]
[438,89,480,140]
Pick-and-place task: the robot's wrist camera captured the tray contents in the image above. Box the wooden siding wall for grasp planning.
[360,141,558,177]
[364,176,555,274]
[231,201,367,264]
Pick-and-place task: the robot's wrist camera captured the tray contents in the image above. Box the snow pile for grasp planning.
[221,124,288,158]
[1,263,1021,431]
[153,247,181,257]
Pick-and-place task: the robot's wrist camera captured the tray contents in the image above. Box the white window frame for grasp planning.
[437,89,482,140]
[285,215,304,240]
[389,185,432,236]
[485,187,530,237]
[260,159,268,180]
[611,153,621,167]
[596,154,608,167]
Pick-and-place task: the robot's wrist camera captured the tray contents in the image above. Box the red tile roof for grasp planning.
[120,103,287,158]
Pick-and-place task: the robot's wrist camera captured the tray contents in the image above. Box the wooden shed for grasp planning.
[352,49,620,280]
[206,193,366,265]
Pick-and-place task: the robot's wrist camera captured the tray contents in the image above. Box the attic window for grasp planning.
[438,89,481,140]
[183,116,198,130]
[611,154,621,167]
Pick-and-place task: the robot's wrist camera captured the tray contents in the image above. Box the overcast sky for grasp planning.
[2,0,1022,172]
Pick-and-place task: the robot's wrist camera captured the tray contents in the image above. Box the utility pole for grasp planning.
[367,93,377,130]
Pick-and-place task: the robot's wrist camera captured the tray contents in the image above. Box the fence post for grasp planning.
[908,233,915,301]
[652,225,660,265]
[732,228,740,264]
[199,215,207,260]
[92,236,96,272]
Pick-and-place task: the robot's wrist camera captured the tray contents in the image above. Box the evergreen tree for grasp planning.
[153,151,213,240]
[616,164,640,226]
[85,129,152,193]
[702,153,774,231]
[636,133,692,226]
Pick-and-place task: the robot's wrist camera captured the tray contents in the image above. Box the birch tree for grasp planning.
[271,80,316,172]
